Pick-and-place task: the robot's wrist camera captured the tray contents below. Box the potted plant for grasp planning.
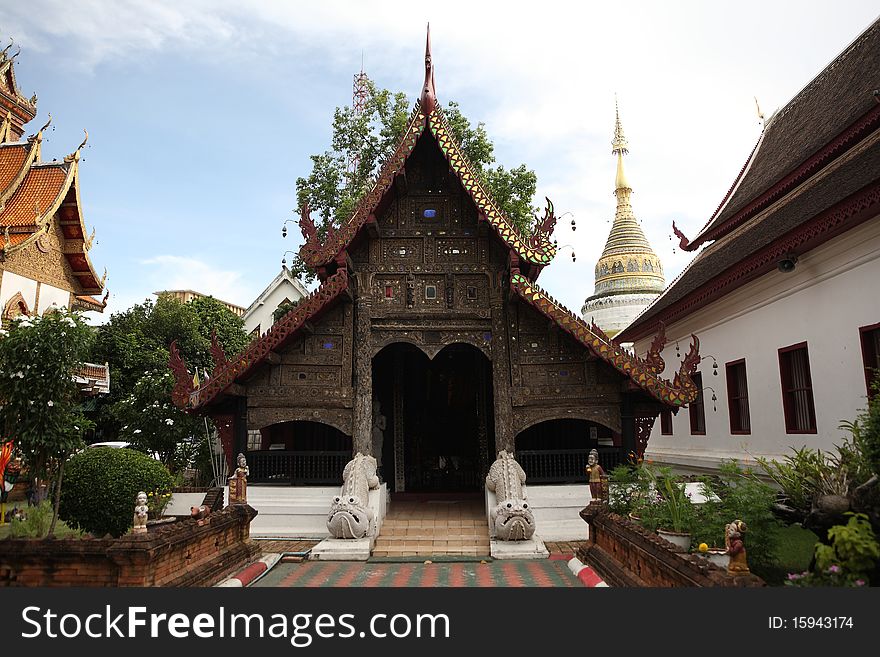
[642,465,696,551]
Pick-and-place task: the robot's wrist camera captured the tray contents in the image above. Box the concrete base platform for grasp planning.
[490,536,549,560]
[310,537,374,561]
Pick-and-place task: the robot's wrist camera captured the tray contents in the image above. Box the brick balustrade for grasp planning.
[0,504,260,587]
[576,502,765,587]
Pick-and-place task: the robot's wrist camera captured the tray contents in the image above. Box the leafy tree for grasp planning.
[90,295,249,471]
[272,299,300,324]
[291,78,538,282]
[0,311,95,536]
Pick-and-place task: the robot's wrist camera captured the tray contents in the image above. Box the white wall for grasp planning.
[633,216,880,471]
[38,283,71,313]
[243,275,307,337]
[0,271,38,313]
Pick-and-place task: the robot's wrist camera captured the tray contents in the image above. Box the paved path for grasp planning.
[252,558,583,587]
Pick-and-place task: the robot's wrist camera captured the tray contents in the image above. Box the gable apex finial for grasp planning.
[420,23,437,114]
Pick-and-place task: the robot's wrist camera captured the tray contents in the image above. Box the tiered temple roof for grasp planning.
[0,45,106,308]
[620,17,880,342]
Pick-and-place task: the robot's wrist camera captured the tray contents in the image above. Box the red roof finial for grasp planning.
[420,23,436,114]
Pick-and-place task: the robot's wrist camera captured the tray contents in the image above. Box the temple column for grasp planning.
[352,292,373,455]
[490,299,514,453]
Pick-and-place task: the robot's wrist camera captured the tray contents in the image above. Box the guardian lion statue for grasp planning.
[486,450,536,541]
[327,452,380,539]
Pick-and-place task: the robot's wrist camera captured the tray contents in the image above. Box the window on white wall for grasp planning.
[660,408,673,435]
[860,323,880,400]
[689,372,706,435]
[779,343,817,434]
[726,360,750,435]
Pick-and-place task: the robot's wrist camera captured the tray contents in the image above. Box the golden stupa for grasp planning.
[582,102,664,337]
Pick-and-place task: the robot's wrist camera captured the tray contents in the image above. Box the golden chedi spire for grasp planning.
[582,101,665,337]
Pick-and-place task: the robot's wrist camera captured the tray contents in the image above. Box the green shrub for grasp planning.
[9,501,53,538]
[690,460,781,577]
[60,448,173,537]
[787,513,879,587]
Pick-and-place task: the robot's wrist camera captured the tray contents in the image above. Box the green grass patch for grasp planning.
[755,524,819,585]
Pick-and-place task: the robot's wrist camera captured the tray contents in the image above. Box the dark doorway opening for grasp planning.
[373,342,494,493]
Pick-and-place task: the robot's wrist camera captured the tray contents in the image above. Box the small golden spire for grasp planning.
[611,96,628,155]
[613,99,631,191]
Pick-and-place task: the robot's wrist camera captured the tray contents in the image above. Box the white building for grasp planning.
[242,266,309,338]
[618,17,880,473]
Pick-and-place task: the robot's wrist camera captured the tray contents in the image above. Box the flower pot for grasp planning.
[656,528,691,552]
[704,549,730,569]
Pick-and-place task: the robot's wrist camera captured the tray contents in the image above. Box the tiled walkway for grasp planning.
[372,497,491,557]
[252,559,583,587]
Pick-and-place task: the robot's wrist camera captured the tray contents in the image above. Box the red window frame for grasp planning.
[859,323,880,400]
[660,408,673,435]
[689,372,706,435]
[778,342,817,434]
[725,359,751,435]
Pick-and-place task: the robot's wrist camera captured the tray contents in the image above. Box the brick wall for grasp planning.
[0,504,260,587]
[576,502,765,587]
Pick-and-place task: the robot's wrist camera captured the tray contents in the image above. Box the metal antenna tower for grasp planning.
[347,53,369,182]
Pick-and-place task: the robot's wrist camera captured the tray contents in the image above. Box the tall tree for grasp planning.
[90,295,249,471]
[0,311,95,535]
[291,78,537,282]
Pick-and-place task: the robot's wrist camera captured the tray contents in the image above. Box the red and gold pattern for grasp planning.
[510,273,700,406]
[173,269,350,410]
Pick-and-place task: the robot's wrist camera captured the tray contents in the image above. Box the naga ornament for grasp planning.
[327,453,380,539]
[486,450,536,541]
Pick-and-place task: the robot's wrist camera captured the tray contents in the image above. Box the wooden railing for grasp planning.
[516,447,624,484]
[246,450,349,485]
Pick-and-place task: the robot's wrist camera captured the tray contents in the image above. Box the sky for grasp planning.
[2,1,878,320]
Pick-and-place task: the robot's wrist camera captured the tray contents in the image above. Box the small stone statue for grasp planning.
[585,449,607,501]
[725,519,750,574]
[191,504,211,525]
[132,491,149,533]
[229,452,248,505]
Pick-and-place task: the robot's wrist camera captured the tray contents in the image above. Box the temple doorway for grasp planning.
[372,342,494,493]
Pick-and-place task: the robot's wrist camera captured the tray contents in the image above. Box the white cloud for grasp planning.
[141,255,251,306]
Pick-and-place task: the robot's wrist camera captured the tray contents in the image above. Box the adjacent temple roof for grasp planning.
[619,16,880,342]
[0,46,107,304]
[297,27,559,279]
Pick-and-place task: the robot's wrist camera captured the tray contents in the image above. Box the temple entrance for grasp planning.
[372,342,494,493]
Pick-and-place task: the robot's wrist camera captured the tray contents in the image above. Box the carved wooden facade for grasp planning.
[172,34,700,487]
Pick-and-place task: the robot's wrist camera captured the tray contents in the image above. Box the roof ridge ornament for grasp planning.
[420,23,437,115]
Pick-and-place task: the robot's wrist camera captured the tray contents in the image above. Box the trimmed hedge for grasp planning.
[60,448,173,537]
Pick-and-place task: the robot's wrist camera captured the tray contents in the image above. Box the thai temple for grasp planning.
[582,104,664,338]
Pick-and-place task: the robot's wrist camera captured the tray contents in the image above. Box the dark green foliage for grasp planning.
[692,460,781,577]
[292,77,538,283]
[272,299,300,324]
[0,310,95,534]
[90,294,248,471]
[60,448,173,537]
[787,513,879,587]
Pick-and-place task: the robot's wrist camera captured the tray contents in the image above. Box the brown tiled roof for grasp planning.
[689,17,880,246]
[0,163,66,227]
[0,143,28,192]
[620,143,880,341]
